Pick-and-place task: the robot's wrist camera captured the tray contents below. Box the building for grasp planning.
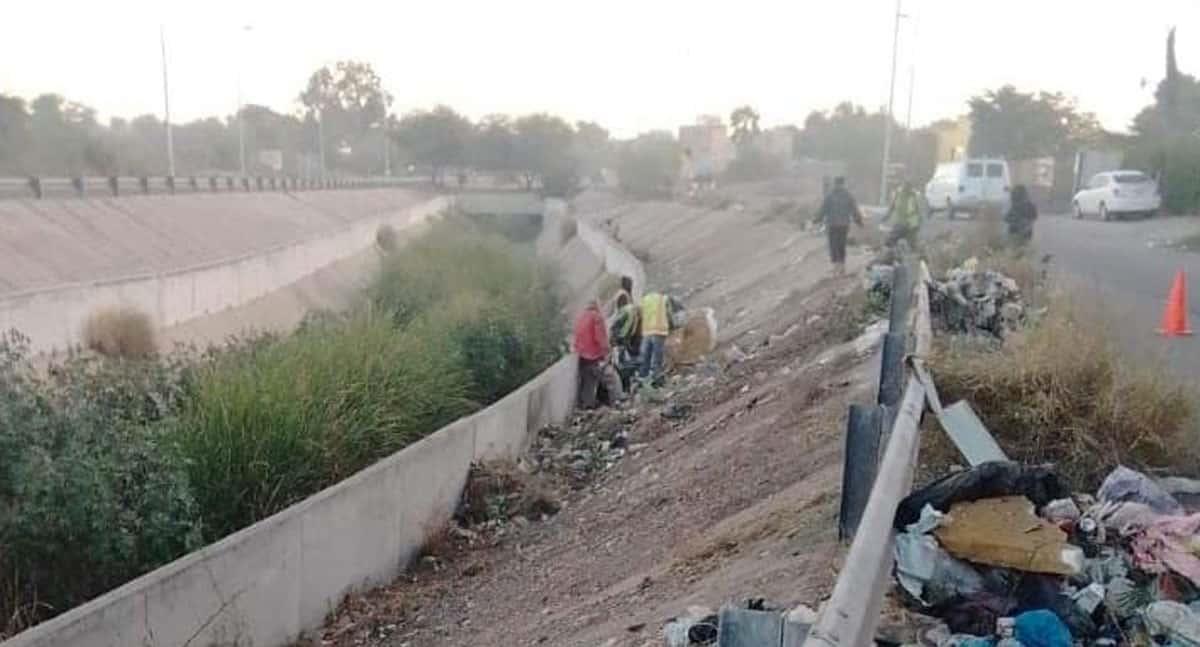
[679,116,736,178]
[929,117,971,163]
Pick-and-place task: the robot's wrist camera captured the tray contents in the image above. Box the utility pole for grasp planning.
[880,0,904,205]
[160,25,175,178]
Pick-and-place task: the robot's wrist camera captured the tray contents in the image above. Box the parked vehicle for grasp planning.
[1072,170,1160,220]
[925,158,1012,218]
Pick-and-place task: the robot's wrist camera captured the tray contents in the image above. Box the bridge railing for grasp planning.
[0,175,424,200]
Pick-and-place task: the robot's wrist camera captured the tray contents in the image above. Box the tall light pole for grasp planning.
[160,25,175,178]
[880,0,905,205]
[236,25,253,177]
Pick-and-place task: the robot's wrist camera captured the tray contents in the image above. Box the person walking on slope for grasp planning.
[638,291,675,385]
[815,177,864,276]
[1005,184,1038,248]
[886,180,923,254]
[573,300,623,409]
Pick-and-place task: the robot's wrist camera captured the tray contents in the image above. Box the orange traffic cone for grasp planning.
[1160,270,1193,336]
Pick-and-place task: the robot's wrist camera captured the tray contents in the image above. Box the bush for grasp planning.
[82,306,157,358]
[931,298,1198,487]
[0,335,201,635]
[375,224,399,253]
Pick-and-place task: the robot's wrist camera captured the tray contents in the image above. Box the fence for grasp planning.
[0,175,424,200]
[803,261,933,647]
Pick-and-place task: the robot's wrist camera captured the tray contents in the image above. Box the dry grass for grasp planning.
[931,295,1199,488]
[81,306,157,358]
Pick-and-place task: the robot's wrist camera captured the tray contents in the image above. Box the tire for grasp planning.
[1073,202,1084,219]
[1099,202,1110,221]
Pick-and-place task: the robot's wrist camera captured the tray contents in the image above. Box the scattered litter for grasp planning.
[929,259,1025,338]
[933,496,1083,576]
[663,606,718,646]
[895,461,1069,530]
[895,528,985,606]
[1098,465,1183,516]
[1143,601,1200,647]
[661,403,693,421]
[1042,498,1082,525]
[1013,610,1071,647]
[937,401,1008,467]
[1131,513,1200,586]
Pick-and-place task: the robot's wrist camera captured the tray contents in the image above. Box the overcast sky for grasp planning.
[2,0,1198,137]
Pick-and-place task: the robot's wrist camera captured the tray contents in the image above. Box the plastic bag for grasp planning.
[1097,466,1182,515]
[896,462,1069,530]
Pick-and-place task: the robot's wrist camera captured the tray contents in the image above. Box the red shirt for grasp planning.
[573,305,609,361]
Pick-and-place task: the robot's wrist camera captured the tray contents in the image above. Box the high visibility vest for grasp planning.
[640,293,670,336]
[894,190,921,229]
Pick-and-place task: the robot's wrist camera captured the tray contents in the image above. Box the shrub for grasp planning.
[0,334,201,636]
[82,306,157,358]
[375,224,399,253]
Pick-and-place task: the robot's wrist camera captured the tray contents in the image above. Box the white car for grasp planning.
[925,158,1012,218]
[1072,170,1161,220]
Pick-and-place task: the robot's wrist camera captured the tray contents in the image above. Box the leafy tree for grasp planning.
[0,95,31,174]
[512,114,577,194]
[393,106,474,186]
[1127,28,1200,211]
[967,85,1101,160]
[471,114,517,178]
[572,120,613,184]
[730,105,761,147]
[616,131,680,198]
[298,61,393,173]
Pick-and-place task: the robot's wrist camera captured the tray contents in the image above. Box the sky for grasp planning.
[2,0,1199,138]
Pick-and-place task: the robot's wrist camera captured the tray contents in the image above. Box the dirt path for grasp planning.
[309,190,883,647]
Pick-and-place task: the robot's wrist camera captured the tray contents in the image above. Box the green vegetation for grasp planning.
[0,218,563,637]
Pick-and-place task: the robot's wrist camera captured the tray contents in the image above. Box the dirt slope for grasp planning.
[308,189,882,647]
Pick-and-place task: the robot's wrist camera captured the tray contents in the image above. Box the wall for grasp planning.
[0,195,447,355]
[2,198,639,647]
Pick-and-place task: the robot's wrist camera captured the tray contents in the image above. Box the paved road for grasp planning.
[1004,213,1200,382]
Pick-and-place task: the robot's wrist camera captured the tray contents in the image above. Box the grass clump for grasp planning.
[375,224,399,253]
[82,306,157,358]
[931,296,1198,488]
[174,311,475,536]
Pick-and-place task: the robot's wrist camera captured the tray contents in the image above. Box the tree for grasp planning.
[298,61,393,172]
[967,85,1101,160]
[616,131,680,198]
[511,114,577,193]
[0,95,32,174]
[1127,28,1200,211]
[471,114,517,178]
[393,106,474,186]
[729,106,761,147]
[572,120,613,184]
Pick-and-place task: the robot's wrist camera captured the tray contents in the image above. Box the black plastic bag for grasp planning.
[895,461,1070,530]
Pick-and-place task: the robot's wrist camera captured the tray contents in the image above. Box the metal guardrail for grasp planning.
[804,260,933,647]
[0,175,424,200]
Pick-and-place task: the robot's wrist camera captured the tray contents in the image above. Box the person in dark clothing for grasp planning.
[815,177,865,275]
[1005,184,1038,247]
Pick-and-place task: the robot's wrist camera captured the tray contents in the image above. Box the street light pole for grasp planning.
[880,0,903,205]
[160,25,175,178]
[236,25,252,177]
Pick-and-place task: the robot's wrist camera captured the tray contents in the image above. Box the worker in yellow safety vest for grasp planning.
[638,291,674,384]
[886,181,923,252]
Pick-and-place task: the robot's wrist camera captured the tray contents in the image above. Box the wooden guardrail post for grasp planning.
[28,176,42,199]
[108,176,119,197]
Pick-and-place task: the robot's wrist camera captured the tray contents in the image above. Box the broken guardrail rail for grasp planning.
[802,259,934,647]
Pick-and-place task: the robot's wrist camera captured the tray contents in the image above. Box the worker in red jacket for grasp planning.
[573,299,624,408]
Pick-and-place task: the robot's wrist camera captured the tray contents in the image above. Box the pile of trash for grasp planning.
[893,461,1200,647]
[929,259,1024,338]
[530,410,634,488]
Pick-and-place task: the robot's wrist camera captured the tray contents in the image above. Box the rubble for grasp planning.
[928,259,1025,338]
